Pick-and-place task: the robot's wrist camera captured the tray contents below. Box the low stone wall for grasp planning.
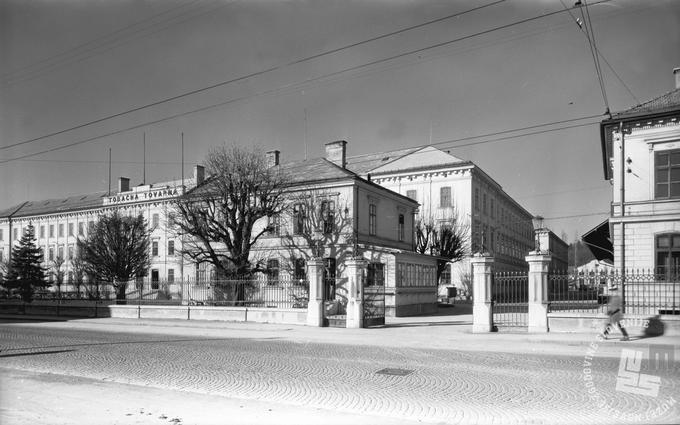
[0,302,308,325]
[548,312,680,336]
[106,305,309,325]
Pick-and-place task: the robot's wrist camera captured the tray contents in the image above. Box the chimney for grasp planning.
[674,67,680,89]
[325,140,347,168]
[118,177,130,193]
[193,165,205,185]
[265,150,280,167]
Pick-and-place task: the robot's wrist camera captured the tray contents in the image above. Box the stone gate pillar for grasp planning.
[471,253,494,333]
[306,258,325,327]
[526,251,552,333]
[345,257,367,329]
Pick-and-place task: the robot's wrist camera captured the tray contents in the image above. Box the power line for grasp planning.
[1,0,203,83]
[0,0,614,163]
[1,1,224,86]
[559,0,639,105]
[1,1,504,152]
[579,0,610,114]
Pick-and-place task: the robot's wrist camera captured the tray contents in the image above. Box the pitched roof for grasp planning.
[610,88,680,120]
[283,157,358,184]
[9,192,108,218]
[187,157,359,198]
[345,147,422,174]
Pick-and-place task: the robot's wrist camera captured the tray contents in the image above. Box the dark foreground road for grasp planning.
[0,319,678,424]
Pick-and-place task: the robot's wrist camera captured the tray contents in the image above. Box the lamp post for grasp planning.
[532,215,544,253]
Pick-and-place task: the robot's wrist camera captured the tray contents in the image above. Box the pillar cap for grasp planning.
[525,251,552,261]
[471,253,494,263]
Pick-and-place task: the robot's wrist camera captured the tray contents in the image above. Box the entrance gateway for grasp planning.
[492,271,528,330]
[363,263,386,327]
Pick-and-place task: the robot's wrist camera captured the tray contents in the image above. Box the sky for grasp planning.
[1,0,679,242]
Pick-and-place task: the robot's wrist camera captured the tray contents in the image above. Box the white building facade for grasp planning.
[600,69,680,277]
[346,146,536,296]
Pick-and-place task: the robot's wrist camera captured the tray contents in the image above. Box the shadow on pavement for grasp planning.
[0,349,77,358]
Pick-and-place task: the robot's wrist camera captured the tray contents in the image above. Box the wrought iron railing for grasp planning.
[548,271,608,314]
[548,270,679,316]
[1,277,309,310]
[492,271,529,327]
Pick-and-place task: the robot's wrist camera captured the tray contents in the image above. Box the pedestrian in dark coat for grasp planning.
[603,286,629,341]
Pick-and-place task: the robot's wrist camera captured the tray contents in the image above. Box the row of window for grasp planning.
[271,202,406,242]
[0,210,169,243]
[471,223,531,258]
[151,240,175,257]
[474,188,531,239]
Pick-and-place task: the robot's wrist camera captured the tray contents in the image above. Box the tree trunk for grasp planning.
[115,281,127,304]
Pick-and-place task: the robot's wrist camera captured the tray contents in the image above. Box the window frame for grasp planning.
[369,204,377,236]
[654,148,680,199]
[320,200,335,235]
[266,259,280,285]
[655,232,680,281]
[293,203,306,235]
[398,214,405,242]
[440,186,451,208]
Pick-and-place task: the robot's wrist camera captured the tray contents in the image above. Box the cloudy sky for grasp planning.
[1,0,679,240]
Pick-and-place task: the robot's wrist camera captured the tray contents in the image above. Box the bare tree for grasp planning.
[172,145,289,278]
[51,256,66,297]
[275,192,355,309]
[70,254,87,298]
[77,211,151,300]
[414,209,470,282]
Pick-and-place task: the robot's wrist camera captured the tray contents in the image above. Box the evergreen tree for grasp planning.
[5,224,48,302]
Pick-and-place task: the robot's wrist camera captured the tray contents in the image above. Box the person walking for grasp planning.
[603,285,630,341]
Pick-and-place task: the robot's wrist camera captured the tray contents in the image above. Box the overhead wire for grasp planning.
[559,0,639,105]
[1,0,225,87]
[579,0,610,115]
[1,0,506,152]
[0,1,615,163]
[1,0,203,83]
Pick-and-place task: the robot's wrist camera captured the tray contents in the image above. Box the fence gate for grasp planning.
[492,271,528,330]
[363,263,386,327]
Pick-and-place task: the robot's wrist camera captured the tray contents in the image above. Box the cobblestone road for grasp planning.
[1,322,678,424]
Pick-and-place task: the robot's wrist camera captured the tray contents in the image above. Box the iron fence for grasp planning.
[548,271,608,314]
[548,270,679,316]
[492,271,528,328]
[1,277,309,310]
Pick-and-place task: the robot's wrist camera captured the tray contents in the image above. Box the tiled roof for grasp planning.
[188,157,359,197]
[345,147,422,174]
[0,202,27,219]
[611,88,680,119]
[283,158,357,184]
[9,192,108,218]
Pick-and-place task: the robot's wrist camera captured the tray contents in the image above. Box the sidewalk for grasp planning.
[2,306,676,358]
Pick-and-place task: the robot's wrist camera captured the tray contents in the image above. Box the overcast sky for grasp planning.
[1,0,679,241]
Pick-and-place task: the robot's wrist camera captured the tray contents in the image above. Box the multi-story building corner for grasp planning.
[345,145,537,295]
[0,166,206,289]
[599,68,680,278]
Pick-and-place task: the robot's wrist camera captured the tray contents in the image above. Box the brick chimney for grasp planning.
[193,165,205,185]
[266,150,280,167]
[118,177,130,193]
[674,67,680,89]
[325,140,347,168]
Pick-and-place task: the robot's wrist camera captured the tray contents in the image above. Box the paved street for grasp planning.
[1,317,679,425]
